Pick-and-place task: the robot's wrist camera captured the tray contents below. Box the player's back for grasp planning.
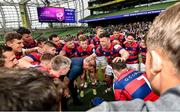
[113,69,159,101]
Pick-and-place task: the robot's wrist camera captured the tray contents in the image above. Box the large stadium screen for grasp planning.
[37,7,76,23]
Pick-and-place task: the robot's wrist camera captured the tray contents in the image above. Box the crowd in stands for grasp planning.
[88,21,151,41]
[0,2,179,111]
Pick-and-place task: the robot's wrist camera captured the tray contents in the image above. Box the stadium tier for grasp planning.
[80,0,178,26]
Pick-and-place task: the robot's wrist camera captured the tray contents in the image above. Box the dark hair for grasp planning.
[99,32,110,38]
[41,53,55,61]
[64,36,73,42]
[17,27,31,35]
[37,37,48,45]
[77,31,84,38]
[44,41,56,48]
[112,60,127,70]
[4,32,22,43]
[49,34,58,41]
[0,68,64,111]
[127,34,135,38]
[113,28,120,32]
[0,45,13,67]
[0,46,4,67]
[78,34,87,41]
[95,26,103,31]
[0,45,12,54]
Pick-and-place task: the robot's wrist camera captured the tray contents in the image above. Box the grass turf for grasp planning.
[66,69,115,111]
[66,82,114,111]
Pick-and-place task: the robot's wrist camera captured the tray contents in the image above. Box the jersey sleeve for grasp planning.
[95,47,102,56]
[26,52,41,62]
[114,44,124,53]
[114,89,129,101]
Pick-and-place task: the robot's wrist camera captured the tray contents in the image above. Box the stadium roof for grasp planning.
[0,0,90,31]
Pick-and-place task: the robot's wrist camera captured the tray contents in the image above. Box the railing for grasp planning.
[88,0,125,10]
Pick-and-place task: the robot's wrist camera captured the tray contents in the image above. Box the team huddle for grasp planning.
[0,24,159,109]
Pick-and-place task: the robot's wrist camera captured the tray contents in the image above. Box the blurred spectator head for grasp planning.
[146,3,180,95]
[0,68,64,111]
[0,45,18,68]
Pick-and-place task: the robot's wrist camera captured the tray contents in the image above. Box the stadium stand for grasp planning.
[80,0,178,27]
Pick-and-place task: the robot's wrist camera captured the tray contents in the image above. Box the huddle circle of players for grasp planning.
[1,26,159,106]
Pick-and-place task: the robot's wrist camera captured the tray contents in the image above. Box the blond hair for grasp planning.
[51,55,71,71]
[146,2,180,71]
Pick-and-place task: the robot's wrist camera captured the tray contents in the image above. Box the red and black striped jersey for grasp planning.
[96,44,123,63]
[124,42,139,64]
[77,45,93,58]
[62,45,77,58]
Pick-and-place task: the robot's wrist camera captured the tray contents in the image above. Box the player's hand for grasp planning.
[60,40,66,44]
[34,47,43,54]
[86,53,96,62]
[112,57,126,63]
[90,44,95,48]
[64,89,70,98]
[91,53,97,59]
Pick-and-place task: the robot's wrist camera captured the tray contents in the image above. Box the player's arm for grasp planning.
[22,47,37,55]
[59,49,66,56]
[119,49,129,61]
[19,55,34,63]
[113,45,129,63]
[17,57,34,68]
[95,47,102,56]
